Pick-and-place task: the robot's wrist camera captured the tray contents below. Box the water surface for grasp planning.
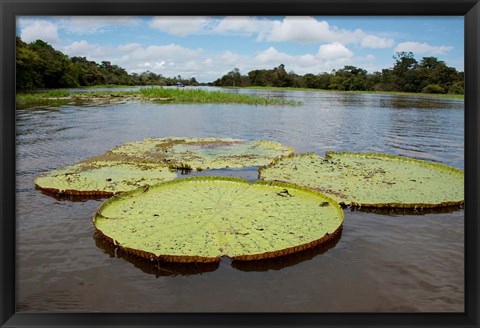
[16,88,464,312]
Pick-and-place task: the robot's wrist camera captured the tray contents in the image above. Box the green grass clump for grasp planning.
[139,87,302,106]
[16,87,302,108]
[86,84,133,89]
[16,89,72,108]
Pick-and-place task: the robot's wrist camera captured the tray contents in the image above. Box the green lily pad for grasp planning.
[93,177,344,263]
[259,152,464,208]
[35,161,177,196]
[88,137,295,170]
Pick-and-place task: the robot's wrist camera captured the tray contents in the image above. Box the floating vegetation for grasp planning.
[139,87,302,105]
[93,177,344,263]
[35,138,294,196]
[89,137,295,171]
[34,161,177,196]
[259,152,464,209]
[16,87,302,108]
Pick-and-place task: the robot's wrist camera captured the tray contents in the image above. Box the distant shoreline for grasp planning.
[225,86,464,100]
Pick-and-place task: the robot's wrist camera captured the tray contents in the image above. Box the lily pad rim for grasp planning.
[34,160,176,197]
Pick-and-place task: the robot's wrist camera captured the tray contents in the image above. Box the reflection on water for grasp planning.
[232,229,342,272]
[16,88,464,312]
[350,204,464,216]
[93,228,342,276]
[94,233,220,277]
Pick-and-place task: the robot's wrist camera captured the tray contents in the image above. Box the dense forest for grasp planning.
[17,37,463,95]
[214,55,464,94]
[16,37,199,90]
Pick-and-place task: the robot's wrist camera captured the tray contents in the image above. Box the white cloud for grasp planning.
[59,39,376,82]
[62,40,114,63]
[266,17,326,43]
[126,44,202,62]
[361,35,394,49]
[318,42,353,59]
[212,16,396,50]
[253,45,354,75]
[18,19,60,44]
[264,17,367,45]
[213,16,272,38]
[117,43,142,52]
[149,16,211,36]
[394,41,453,55]
[255,47,293,64]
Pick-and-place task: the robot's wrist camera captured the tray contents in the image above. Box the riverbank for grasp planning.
[236,86,464,100]
[16,87,302,108]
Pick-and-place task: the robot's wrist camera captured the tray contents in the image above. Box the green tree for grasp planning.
[392,52,419,92]
[16,37,42,89]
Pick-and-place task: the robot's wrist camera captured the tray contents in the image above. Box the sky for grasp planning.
[16,16,464,83]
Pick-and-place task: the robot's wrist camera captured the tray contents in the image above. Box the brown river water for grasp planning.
[16,88,464,312]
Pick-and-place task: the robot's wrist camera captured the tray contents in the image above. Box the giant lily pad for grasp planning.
[35,161,177,196]
[35,137,294,196]
[88,137,295,170]
[93,177,343,263]
[259,152,464,208]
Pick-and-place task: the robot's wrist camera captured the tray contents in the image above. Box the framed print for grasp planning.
[1,0,479,327]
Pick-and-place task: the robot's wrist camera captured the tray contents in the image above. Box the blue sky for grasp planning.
[17,16,464,82]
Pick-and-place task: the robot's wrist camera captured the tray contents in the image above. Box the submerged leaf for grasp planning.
[88,137,295,170]
[35,161,177,196]
[93,177,343,263]
[259,152,464,208]
[35,137,294,196]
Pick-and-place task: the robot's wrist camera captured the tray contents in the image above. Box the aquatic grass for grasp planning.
[139,87,302,106]
[16,87,302,108]
[86,84,133,89]
[16,89,72,108]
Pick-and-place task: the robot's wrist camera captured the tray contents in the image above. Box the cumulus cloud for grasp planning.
[318,42,354,59]
[394,41,453,55]
[117,43,142,52]
[265,16,364,44]
[62,40,113,60]
[361,35,394,49]
[149,16,395,49]
[213,16,395,49]
[113,43,207,79]
[149,16,211,36]
[213,16,272,39]
[253,45,355,75]
[18,19,60,44]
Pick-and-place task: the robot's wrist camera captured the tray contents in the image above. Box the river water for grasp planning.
[16,88,464,312]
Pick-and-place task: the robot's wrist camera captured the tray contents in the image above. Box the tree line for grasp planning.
[16,37,199,90]
[214,53,464,95]
[17,37,463,95]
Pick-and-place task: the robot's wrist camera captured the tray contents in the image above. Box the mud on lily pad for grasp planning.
[88,137,295,170]
[93,177,344,263]
[259,152,464,209]
[35,161,177,196]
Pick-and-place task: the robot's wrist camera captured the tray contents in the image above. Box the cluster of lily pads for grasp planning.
[35,137,464,264]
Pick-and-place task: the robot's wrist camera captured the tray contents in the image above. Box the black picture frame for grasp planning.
[1,1,478,327]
